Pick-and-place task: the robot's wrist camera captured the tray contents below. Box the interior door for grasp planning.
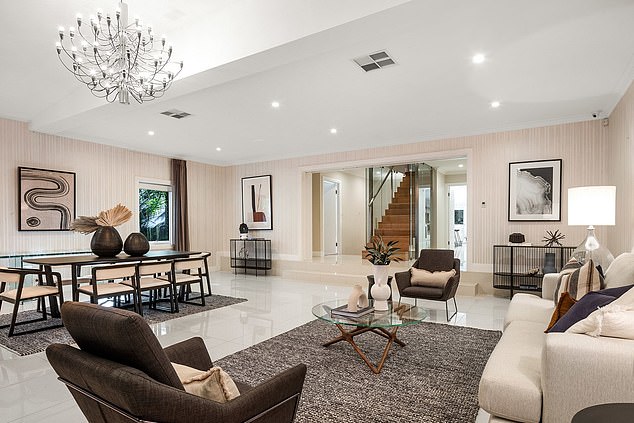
[323,180,340,255]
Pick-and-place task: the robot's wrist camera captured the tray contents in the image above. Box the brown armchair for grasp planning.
[46,302,307,423]
[395,249,460,321]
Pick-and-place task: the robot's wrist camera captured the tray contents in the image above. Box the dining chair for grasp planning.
[0,268,64,336]
[188,252,212,298]
[77,263,140,313]
[159,257,206,310]
[126,261,176,315]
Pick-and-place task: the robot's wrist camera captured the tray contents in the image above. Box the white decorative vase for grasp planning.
[371,264,391,311]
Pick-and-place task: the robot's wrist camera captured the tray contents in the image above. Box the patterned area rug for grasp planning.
[0,294,246,356]
[218,320,501,423]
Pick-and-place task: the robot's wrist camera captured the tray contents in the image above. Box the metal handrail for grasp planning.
[368,167,394,207]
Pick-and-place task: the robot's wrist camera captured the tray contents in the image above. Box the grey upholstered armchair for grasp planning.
[395,249,460,321]
[46,302,307,423]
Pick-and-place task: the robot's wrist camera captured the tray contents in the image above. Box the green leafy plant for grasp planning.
[363,235,402,265]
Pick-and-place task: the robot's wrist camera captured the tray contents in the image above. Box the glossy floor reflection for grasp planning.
[0,271,509,422]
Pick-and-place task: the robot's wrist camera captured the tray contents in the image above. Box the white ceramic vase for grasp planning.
[371,264,391,311]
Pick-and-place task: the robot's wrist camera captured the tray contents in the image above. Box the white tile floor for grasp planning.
[0,271,509,422]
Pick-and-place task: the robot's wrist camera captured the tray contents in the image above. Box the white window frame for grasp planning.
[137,178,174,247]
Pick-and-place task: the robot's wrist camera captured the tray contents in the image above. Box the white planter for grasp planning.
[371,264,391,311]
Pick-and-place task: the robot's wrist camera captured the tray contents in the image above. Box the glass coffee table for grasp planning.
[312,299,427,374]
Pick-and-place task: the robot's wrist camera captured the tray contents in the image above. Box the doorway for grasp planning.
[449,184,467,266]
[322,179,341,255]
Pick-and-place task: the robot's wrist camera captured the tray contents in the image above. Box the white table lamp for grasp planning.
[568,186,616,270]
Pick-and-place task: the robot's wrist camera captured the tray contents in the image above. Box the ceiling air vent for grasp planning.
[353,50,396,72]
[160,109,192,119]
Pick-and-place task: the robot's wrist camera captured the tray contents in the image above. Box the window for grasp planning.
[138,181,173,244]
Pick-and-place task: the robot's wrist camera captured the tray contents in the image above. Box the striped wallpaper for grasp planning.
[2,100,627,270]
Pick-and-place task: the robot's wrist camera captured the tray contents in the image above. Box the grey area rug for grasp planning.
[0,294,246,356]
[217,320,501,423]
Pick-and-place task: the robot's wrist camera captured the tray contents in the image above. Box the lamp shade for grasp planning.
[568,186,616,226]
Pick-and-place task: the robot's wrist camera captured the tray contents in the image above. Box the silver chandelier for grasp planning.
[56,1,183,104]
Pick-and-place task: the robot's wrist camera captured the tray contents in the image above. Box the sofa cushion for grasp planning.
[548,285,633,333]
[554,259,603,303]
[604,252,634,288]
[567,303,634,339]
[504,293,554,329]
[545,292,577,331]
[479,320,545,423]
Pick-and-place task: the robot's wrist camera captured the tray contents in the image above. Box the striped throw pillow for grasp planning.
[554,259,604,302]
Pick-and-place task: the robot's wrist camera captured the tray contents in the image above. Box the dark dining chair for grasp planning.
[0,268,64,336]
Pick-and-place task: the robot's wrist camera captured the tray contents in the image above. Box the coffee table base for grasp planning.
[323,324,405,374]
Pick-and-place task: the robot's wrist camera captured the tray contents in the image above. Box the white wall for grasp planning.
[223,120,609,270]
[1,115,619,270]
[607,80,634,254]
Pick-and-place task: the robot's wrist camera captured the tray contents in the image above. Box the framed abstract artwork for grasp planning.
[18,166,76,231]
[241,175,272,230]
[508,159,562,221]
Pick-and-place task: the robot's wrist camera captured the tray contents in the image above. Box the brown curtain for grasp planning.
[171,159,190,251]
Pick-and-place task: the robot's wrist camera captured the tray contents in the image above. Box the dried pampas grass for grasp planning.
[70,204,133,234]
[96,204,132,227]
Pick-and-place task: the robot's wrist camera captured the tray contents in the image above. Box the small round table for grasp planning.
[571,403,634,423]
[312,300,427,374]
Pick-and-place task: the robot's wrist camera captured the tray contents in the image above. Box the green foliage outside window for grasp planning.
[139,188,170,242]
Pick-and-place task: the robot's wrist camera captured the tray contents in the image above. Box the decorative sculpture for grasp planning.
[346,284,369,312]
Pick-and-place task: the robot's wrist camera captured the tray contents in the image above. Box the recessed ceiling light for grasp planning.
[458,164,464,168]
[491,101,501,108]
[271,101,280,108]
[330,128,337,134]
[472,53,485,64]
[147,130,154,136]
[216,147,222,151]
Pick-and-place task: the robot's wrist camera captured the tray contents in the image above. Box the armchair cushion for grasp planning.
[416,249,456,272]
[604,252,634,288]
[172,363,240,403]
[410,267,456,288]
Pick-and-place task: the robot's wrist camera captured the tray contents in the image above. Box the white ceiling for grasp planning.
[2,0,634,166]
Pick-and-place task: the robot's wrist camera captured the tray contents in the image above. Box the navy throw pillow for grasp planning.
[547,284,634,333]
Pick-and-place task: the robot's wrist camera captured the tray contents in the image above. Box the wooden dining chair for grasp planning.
[126,261,176,315]
[77,263,140,313]
[0,268,64,336]
[188,252,212,298]
[159,257,206,310]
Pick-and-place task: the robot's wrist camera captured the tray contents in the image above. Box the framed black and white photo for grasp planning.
[508,159,561,221]
[241,175,272,230]
[18,166,76,231]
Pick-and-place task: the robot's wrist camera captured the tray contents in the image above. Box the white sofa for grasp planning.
[478,254,634,423]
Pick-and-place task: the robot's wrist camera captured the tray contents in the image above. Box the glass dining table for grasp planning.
[23,250,200,317]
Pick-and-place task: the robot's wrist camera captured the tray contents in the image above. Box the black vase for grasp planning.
[91,226,123,257]
[543,252,557,274]
[124,232,150,256]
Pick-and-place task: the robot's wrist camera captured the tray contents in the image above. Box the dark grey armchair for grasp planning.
[46,302,307,423]
[395,249,460,321]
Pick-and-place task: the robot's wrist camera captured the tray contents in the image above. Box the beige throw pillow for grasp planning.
[172,362,240,403]
[410,267,456,288]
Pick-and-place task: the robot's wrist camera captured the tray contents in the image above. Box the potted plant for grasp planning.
[363,235,401,311]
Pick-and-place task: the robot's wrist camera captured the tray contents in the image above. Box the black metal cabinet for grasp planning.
[493,245,575,297]
[230,239,272,276]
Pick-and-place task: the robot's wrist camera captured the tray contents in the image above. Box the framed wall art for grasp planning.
[18,166,76,231]
[241,175,272,230]
[508,159,562,221]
